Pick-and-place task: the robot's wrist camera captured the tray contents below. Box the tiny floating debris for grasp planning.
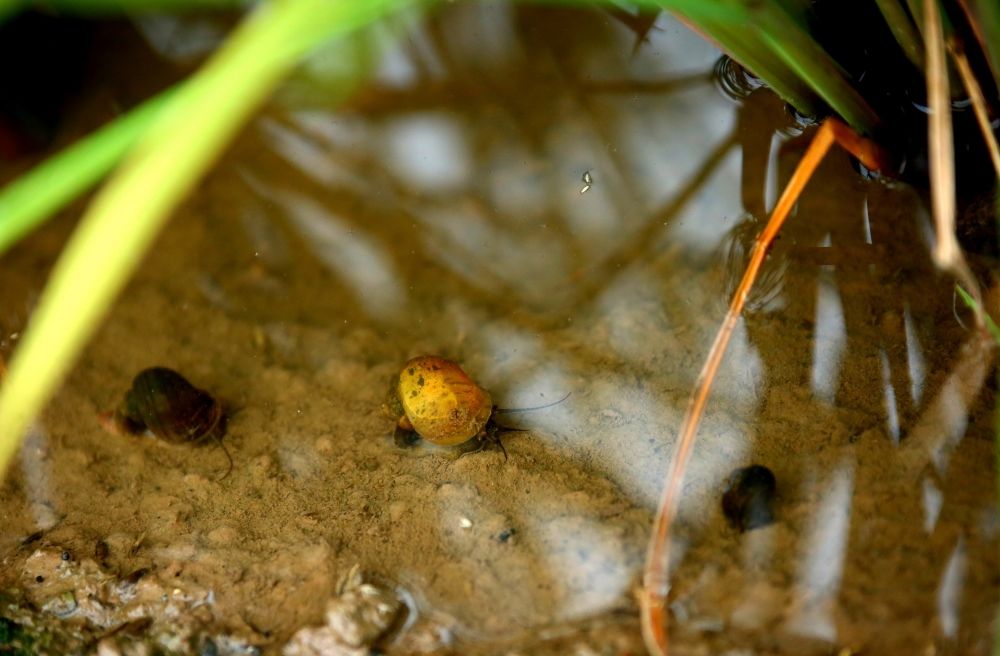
[721,464,776,532]
[580,170,593,194]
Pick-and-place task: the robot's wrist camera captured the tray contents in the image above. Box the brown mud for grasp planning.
[0,4,997,655]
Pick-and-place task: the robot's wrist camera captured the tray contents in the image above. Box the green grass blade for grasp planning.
[752,4,880,134]
[974,0,1000,86]
[29,0,250,12]
[906,0,925,34]
[651,1,880,133]
[875,0,924,68]
[0,0,24,21]
[680,10,820,115]
[0,91,173,257]
[0,0,418,477]
[631,1,822,113]
[956,285,1000,343]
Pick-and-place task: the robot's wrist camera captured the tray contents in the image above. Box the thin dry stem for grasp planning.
[924,0,984,325]
[639,118,889,656]
[954,0,989,68]
[949,42,1000,178]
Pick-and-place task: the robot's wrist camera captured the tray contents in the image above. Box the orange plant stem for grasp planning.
[639,118,889,656]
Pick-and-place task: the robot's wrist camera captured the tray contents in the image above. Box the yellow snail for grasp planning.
[383,355,568,457]
[99,367,232,479]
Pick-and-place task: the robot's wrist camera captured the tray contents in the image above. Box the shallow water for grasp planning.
[1,4,998,655]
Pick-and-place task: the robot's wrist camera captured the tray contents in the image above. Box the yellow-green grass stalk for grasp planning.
[0,0,419,477]
[0,90,173,257]
[36,0,249,11]
[1,0,249,25]
[875,0,924,67]
[749,3,881,134]
[0,0,22,21]
[957,285,1000,343]
[973,0,1000,86]
[906,0,926,33]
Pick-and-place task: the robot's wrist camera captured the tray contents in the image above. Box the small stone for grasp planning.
[97,638,123,656]
[495,528,517,543]
[325,582,402,647]
[283,627,366,656]
[250,454,275,481]
[42,591,77,617]
[388,502,407,522]
[285,571,402,655]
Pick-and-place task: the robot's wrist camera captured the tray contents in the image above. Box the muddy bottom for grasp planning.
[1,4,998,655]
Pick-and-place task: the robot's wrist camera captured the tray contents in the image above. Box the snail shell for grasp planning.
[721,464,777,532]
[392,356,493,446]
[102,367,225,444]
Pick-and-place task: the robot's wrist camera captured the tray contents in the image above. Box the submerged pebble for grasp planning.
[13,545,225,652]
[496,527,517,543]
[284,566,403,656]
[42,591,78,617]
[199,637,219,656]
[721,465,777,532]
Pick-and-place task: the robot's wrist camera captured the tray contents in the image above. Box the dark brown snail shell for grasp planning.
[101,367,225,444]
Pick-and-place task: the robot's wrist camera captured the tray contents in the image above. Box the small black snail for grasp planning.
[100,367,232,478]
[721,464,777,532]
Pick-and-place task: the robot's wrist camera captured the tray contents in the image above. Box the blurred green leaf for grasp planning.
[0,91,173,257]
[875,0,923,68]
[0,0,420,476]
[751,4,880,134]
[664,1,880,133]
[974,0,1000,87]
[0,0,24,21]
[24,0,250,12]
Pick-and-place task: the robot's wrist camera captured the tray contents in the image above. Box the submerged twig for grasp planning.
[923,0,984,325]
[953,0,990,69]
[639,118,889,656]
